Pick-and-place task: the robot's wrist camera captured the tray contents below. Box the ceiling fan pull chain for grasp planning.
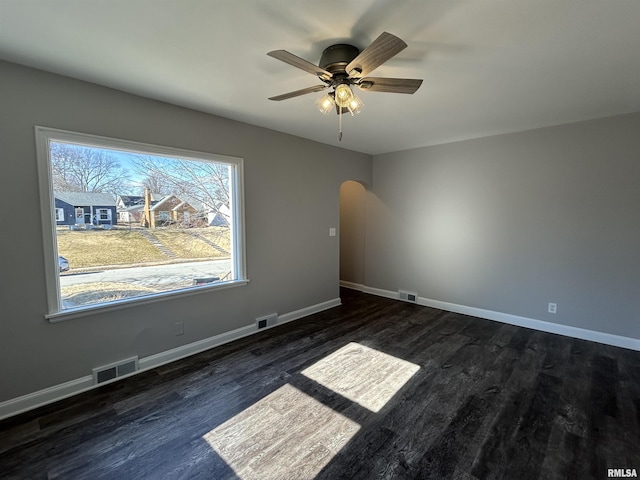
[339,110,343,141]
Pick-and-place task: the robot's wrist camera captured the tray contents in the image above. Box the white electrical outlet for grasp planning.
[174,321,184,335]
[329,227,336,237]
[548,303,557,314]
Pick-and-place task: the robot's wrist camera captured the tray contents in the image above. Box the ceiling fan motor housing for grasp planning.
[319,44,360,75]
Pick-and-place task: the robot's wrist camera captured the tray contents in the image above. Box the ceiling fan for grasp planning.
[267,32,423,140]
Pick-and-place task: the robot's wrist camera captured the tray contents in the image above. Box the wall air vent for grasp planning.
[92,356,139,385]
[398,290,418,303]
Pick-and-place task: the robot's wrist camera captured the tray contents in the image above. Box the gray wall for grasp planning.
[0,60,371,402]
[366,113,640,339]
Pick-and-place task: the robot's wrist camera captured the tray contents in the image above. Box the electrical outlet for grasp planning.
[174,321,184,335]
[548,303,557,314]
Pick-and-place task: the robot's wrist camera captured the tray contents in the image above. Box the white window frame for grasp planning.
[97,208,111,221]
[55,208,64,222]
[35,126,247,322]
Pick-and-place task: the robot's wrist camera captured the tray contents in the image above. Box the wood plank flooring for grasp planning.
[1,288,639,479]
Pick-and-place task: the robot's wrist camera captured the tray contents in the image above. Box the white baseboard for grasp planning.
[339,280,366,291]
[355,285,640,352]
[138,324,257,372]
[0,376,95,422]
[278,298,341,324]
[0,297,341,421]
[361,285,398,300]
[139,298,342,371]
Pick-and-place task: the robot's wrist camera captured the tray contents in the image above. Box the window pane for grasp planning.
[47,138,240,312]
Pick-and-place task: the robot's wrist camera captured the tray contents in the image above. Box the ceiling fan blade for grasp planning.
[268,85,328,101]
[357,77,423,94]
[267,50,333,80]
[346,32,407,78]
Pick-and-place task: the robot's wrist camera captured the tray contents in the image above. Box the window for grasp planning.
[97,208,111,221]
[36,127,246,320]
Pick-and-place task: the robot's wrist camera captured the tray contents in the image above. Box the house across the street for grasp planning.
[142,190,197,228]
[54,192,117,228]
[116,194,158,224]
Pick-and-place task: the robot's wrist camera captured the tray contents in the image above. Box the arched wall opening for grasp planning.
[339,180,367,288]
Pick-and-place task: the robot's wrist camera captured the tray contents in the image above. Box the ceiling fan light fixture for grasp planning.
[347,94,364,116]
[316,93,335,114]
[334,83,354,108]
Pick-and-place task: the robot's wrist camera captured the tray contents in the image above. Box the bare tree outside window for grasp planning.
[50,142,129,195]
[132,155,230,211]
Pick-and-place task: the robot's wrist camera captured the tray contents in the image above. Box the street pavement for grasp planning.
[60,259,232,289]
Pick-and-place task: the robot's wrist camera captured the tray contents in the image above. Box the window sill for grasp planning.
[46,279,250,323]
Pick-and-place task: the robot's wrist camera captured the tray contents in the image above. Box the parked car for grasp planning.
[58,255,69,272]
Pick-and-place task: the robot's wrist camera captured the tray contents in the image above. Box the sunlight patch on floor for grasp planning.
[203,383,360,480]
[302,342,420,413]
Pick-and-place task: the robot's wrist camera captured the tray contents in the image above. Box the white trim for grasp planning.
[35,127,61,314]
[0,297,341,420]
[96,208,110,221]
[47,279,250,323]
[0,376,95,421]
[140,298,342,369]
[361,285,640,352]
[362,285,398,300]
[416,295,640,351]
[339,280,366,291]
[230,159,246,282]
[138,324,257,371]
[278,298,342,324]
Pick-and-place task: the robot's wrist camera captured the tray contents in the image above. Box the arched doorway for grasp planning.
[339,180,367,288]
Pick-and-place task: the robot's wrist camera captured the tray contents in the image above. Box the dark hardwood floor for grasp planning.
[1,288,639,479]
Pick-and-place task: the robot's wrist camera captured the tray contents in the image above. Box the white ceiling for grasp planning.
[1,0,639,155]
